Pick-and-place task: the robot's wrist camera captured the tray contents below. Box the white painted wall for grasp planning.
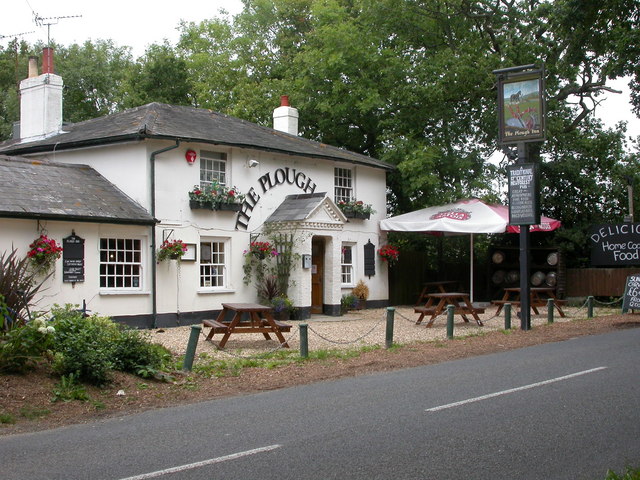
[8,138,389,320]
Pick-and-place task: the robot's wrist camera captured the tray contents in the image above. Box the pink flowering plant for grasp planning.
[188,181,245,208]
[337,199,375,217]
[243,241,280,285]
[27,234,63,271]
[157,239,188,262]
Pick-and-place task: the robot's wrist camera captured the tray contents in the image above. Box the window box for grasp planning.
[343,211,370,220]
[189,200,242,212]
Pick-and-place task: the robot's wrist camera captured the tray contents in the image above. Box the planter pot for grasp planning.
[215,203,242,212]
[273,310,291,321]
[190,200,242,212]
[343,211,370,220]
[355,298,366,310]
[190,199,212,209]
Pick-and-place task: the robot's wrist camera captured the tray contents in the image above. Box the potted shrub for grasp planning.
[157,239,187,262]
[188,182,246,211]
[340,293,357,315]
[270,295,294,321]
[337,199,375,219]
[352,279,369,310]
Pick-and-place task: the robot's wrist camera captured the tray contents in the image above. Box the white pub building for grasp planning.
[0,49,393,327]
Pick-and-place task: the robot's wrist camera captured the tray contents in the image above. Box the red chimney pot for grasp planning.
[280,95,290,107]
[42,47,55,74]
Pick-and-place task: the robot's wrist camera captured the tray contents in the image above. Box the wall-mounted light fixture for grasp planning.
[248,159,259,168]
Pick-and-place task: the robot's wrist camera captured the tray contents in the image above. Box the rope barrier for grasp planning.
[305,310,387,345]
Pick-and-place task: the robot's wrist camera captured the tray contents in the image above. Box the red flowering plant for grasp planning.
[157,239,188,262]
[244,241,278,260]
[377,244,399,266]
[188,181,245,208]
[27,234,63,271]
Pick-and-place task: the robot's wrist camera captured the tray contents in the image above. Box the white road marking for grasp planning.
[426,367,608,412]
[118,444,282,479]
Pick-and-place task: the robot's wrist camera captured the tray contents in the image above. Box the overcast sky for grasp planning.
[2,0,638,140]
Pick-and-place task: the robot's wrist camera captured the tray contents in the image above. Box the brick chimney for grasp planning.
[19,47,64,141]
[273,95,299,135]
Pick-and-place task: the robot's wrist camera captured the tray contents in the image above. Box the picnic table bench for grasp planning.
[203,303,292,348]
[415,292,485,327]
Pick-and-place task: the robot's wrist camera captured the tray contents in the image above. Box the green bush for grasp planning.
[0,315,55,373]
[50,308,117,385]
[49,304,172,385]
[111,328,172,374]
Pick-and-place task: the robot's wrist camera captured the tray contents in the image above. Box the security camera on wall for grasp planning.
[248,159,259,168]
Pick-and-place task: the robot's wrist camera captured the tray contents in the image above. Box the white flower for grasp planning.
[46,326,55,333]
[37,327,47,334]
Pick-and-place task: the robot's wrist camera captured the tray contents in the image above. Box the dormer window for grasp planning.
[200,151,227,187]
[334,167,353,204]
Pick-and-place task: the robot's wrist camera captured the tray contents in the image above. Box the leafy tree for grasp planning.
[121,42,193,108]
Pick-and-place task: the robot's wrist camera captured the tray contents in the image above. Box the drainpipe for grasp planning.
[150,140,181,328]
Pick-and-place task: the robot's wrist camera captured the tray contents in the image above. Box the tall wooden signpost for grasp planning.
[494,64,546,330]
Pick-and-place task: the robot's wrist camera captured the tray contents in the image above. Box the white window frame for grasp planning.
[200,150,227,187]
[341,243,355,286]
[99,237,144,291]
[334,167,353,204]
[199,237,230,290]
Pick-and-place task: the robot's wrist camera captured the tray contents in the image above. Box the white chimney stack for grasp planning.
[273,95,299,136]
[19,47,64,141]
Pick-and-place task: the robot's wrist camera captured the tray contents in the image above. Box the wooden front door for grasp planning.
[311,238,324,314]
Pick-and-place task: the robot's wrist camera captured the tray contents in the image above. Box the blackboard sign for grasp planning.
[63,234,85,283]
[622,274,640,312]
[508,163,540,226]
[590,223,640,266]
[364,240,376,278]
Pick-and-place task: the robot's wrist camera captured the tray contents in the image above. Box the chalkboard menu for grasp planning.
[63,234,85,283]
[622,274,640,312]
[508,163,540,226]
[589,223,640,266]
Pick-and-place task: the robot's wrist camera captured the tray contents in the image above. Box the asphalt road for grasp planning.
[2,328,639,480]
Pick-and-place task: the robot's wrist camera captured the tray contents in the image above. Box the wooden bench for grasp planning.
[203,319,229,340]
[414,305,485,325]
[265,319,292,332]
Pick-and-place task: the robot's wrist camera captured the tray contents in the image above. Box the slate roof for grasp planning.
[266,192,345,223]
[0,155,156,225]
[0,103,394,171]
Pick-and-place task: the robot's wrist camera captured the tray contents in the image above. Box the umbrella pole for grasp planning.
[470,234,474,303]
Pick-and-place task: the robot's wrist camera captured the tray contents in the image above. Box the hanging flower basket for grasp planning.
[378,244,399,266]
[157,239,187,262]
[27,234,63,272]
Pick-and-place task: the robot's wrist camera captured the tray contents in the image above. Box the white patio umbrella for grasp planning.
[379,198,561,302]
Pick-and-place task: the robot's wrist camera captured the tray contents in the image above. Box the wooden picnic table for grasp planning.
[414,280,459,306]
[414,292,485,328]
[492,287,566,317]
[203,303,292,349]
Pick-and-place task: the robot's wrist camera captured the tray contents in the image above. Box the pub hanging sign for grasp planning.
[495,66,546,145]
[63,234,85,283]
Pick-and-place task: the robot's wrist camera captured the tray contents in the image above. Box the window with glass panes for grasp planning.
[200,151,227,186]
[334,168,353,203]
[200,239,227,288]
[341,244,354,285]
[99,238,142,289]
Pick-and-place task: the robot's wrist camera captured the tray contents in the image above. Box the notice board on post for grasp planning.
[507,163,540,226]
[622,274,640,312]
